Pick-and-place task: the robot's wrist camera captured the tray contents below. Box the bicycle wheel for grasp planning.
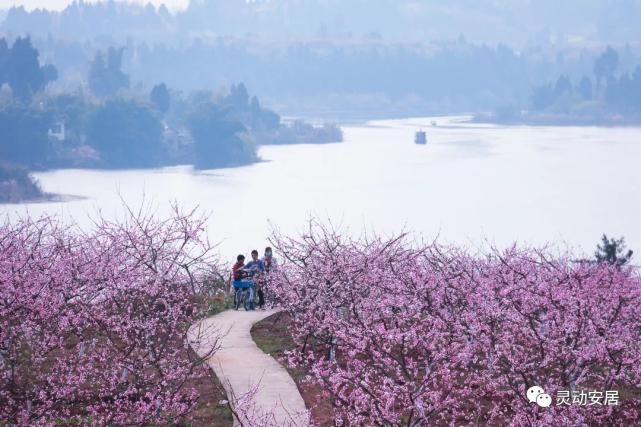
[234,289,242,311]
[243,288,252,311]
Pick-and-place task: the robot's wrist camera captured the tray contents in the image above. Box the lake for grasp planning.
[2,116,641,261]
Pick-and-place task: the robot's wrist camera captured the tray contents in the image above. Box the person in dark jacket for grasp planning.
[244,250,265,309]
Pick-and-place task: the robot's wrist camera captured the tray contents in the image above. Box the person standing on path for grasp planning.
[263,246,277,273]
[245,249,265,273]
[259,247,278,309]
[244,250,265,310]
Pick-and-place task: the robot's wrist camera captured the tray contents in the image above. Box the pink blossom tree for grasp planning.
[0,206,222,425]
[267,223,641,425]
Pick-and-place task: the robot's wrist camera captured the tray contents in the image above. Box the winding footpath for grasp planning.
[188,309,309,426]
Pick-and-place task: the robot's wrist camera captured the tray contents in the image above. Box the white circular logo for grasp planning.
[536,393,552,408]
[527,385,545,403]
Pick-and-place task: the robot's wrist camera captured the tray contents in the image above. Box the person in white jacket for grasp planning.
[258,247,278,309]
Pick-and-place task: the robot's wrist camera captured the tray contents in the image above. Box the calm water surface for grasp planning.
[3,116,641,259]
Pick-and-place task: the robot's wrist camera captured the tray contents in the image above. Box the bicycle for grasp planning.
[232,269,257,311]
[233,283,254,311]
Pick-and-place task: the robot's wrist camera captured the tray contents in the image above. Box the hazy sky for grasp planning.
[0,0,189,11]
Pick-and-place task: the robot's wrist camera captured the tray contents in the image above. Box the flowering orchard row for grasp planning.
[0,207,222,425]
[267,224,641,426]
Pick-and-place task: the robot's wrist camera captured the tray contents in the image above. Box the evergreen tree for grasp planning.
[89,47,130,98]
[150,83,171,115]
[594,46,619,89]
[577,76,592,100]
[554,75,572,97]
[4,37,57,102]
[187,103,255,169]
[0,38,9,86]
[594,234,633,267]
[87,100,162,168]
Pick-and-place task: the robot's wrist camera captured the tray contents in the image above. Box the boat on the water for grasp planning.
[415,130,427,144]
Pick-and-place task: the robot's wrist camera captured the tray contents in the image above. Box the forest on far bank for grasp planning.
[0,37,342,202]
[481,46,641,124]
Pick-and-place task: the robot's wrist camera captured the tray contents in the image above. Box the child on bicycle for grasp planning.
[232,254,255,310]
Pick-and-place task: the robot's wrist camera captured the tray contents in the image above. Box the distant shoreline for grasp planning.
[0,193,85,205]
[287,111,641,128]
[471,113,641,127]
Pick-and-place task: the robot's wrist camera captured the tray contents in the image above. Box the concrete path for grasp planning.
[188,309,309,427]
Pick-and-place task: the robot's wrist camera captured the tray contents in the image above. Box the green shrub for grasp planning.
[0,162,43,202]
